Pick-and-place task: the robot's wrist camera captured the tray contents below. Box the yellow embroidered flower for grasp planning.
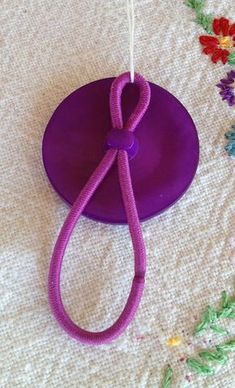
[166,336,182,347]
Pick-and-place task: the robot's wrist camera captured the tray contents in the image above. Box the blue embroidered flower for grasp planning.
[225,125,235,157]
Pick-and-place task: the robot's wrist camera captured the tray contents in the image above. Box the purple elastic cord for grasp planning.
[48,72,151,345]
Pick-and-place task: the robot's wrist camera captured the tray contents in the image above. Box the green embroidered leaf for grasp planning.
[199,350,228,365]
[210,325,229,336]
[195,12,213,34]
[228,298,235,309]
[194,306,217,335]
[162,365,173,388]
[207,306,217,323]
[185,0,205,12]
[217,307,234,319]
[216,340,235,353]
[185,0,213,34]
[194,321,208,335]
[228,53,235,66]
[187,358,214,376]
[221,291,229,309]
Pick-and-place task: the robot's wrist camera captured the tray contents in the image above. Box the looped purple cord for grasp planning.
[48,72,151,345]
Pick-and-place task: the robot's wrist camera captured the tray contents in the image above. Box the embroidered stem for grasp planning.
[185,0,213,34]
[221,290,229,308]
[199,350,229,365]
[185,0,205,13]
[163,287,235,382]
[216,339,235,353]
[186,358,214,376]
[194,290,235,335]
[194,306,217,335]
[210,325,229,335]
[187,340,235,376]
[195,12,213,34]
[162,365,173,388]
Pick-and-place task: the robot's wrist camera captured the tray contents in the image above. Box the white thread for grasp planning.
[127,0,135,82]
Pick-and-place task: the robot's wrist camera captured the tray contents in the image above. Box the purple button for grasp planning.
[42,77,199,224]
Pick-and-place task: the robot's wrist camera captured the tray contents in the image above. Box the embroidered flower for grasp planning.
[166,336,182,347]
[199,17,235,64]
[225,125,235,158]
[216,70,235,106]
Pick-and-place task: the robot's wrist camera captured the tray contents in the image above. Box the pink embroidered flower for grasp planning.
[199,17,235,64]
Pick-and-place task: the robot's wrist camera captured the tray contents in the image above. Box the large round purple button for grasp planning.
[42,77,199,224]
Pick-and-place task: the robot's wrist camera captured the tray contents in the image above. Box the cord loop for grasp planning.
[48,72,151,345]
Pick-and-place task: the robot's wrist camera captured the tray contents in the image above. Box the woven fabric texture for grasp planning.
[1,0,235,387]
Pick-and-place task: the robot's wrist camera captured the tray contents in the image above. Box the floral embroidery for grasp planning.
[225,126,235,158]
[199,17,235,64]
[217,70,235,106]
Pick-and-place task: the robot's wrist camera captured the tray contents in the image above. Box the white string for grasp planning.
[126,0,135,83]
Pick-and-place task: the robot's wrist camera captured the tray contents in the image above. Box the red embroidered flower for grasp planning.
[199,17,235,64]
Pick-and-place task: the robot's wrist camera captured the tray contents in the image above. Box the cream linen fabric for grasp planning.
[1,1,235,387]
